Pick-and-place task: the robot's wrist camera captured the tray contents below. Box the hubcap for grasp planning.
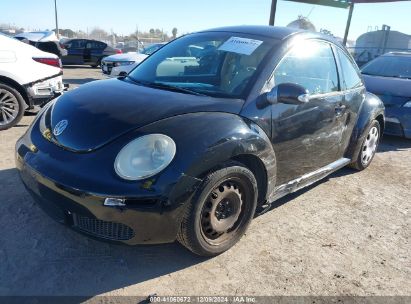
[201,181,243,240]
[361,126,379,166]
[0,89,19,126]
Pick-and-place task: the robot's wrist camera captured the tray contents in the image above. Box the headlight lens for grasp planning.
[403,100,411,107]
[114,61,135,67]
[114,134,176,180]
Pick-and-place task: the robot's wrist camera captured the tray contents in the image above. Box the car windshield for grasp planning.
[128,32,276,98]
[361,55,411,79]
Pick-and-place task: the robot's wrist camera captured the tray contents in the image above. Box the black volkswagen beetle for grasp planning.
[16,26,385,256]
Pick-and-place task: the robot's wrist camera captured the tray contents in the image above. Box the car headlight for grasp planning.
[403,100,411,107]
[114,61,135,67]
[114,134,176,180]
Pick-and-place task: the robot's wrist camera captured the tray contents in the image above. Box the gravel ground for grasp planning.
[0,67,410,298]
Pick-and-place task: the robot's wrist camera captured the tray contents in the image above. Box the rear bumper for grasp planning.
[25,75,64,106]
[384,107,411,139]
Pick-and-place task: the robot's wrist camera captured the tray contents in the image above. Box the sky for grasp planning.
[1,0,411,40]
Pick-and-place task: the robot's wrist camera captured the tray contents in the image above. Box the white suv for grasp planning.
[0,33,64,130]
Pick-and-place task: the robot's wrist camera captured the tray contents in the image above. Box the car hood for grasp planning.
[362,74,411,106]
[103,52,148,62]
[46,78,244,152]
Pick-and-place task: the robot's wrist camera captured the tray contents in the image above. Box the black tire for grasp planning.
[349,119,381,171]
[0,83,25,131]
[91,59,101,68]
[177,163,258,256]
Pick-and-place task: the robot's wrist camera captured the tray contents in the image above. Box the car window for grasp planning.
[67,39,85,49]
[336,48,362,90]
[361,55,411,79]
[84,41,105,49]
[274,40,339,94]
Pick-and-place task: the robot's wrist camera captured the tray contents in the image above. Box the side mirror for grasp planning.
[266,83,310,105]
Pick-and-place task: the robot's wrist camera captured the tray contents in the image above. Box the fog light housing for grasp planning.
[104,198,126,207]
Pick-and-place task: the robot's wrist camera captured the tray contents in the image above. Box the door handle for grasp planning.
[335,104,346,117]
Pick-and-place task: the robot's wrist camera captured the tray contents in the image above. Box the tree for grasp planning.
[89,27,108,40]
[172,27,178,39]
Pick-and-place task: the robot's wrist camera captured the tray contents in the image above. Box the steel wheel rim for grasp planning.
[361,126,379,166]
[200,178,247,246]
[0,89,19,126]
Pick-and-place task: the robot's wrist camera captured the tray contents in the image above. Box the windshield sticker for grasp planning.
[218,37,263,55]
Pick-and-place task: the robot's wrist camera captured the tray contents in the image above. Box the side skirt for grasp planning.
[267,158,351,205]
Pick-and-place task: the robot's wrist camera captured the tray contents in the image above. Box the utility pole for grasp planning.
[343,3,354,46]
[54,0,59,39]
[269,0,278,26]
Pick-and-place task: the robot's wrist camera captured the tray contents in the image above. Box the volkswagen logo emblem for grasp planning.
[53,119,68,136]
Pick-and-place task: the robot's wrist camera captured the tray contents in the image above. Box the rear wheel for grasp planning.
[91,59,101,68]
[177,163,258,256]
[350,120,380,170]
[0,83,25,131]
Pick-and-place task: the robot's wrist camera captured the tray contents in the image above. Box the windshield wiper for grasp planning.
[126,77,207,96]
[362,73,411,79]
[389,75,411,79]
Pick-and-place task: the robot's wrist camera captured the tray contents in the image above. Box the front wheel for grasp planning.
[350,120,380,170]
[177,163,258,256]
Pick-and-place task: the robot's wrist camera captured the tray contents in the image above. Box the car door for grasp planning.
[83,40,93,64]
[96,41,107,63]
[270,40,347,185]
[333,46,365,156]
[62,39,85,64]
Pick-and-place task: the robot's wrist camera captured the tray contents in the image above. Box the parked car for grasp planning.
[0,33,64,130]
[361,52,411,138]
[101,43,166,77]
[121,40,145,53]
[14,31,67,58]
[61,39,121,67]
[16,26,384,256]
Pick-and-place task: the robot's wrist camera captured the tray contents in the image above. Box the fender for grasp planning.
[138,112,277,205]
[345,92,385,161]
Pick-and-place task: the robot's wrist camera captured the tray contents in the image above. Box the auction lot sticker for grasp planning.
[218,37,263,55]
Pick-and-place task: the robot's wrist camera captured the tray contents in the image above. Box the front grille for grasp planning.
[101,61,114,74]
[72,213,135,241]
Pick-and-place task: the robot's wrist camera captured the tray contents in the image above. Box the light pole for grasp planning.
[54,0,59,39]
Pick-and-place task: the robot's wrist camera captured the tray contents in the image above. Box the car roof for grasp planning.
[198,25,304,40]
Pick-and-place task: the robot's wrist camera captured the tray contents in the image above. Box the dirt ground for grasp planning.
[0,67,410,298]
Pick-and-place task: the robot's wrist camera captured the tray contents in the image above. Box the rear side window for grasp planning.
[336,48,362,90]
[96,41,106,49]
[67,39,85,49]
[85,41,106,49]
[274,40,339,94]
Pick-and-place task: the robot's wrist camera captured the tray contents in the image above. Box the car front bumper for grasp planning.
[384,107,411,139]
[15,132,202,245]
[101,61,136,77]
